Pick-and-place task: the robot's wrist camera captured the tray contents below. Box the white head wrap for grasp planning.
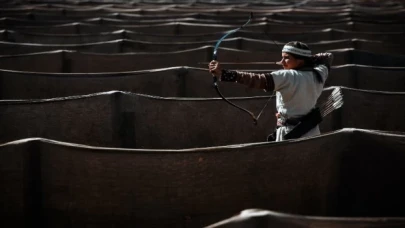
[282,45,312,57]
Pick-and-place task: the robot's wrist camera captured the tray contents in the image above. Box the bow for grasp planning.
[211,12,274,125]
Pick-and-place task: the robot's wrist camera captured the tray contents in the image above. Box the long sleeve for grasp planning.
[220,69,275,92]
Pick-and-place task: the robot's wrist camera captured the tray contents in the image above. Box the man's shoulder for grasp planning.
[271,69,297,76]
[314,65,329,75]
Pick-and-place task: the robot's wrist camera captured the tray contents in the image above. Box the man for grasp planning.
[209,41,333,141]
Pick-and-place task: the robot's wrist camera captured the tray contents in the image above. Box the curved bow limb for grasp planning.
[211,12,277,126]
[211,13,261,125]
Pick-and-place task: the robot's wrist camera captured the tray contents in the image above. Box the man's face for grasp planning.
[279,52,304,70]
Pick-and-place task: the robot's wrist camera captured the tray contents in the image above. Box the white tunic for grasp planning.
[271,65,329,141]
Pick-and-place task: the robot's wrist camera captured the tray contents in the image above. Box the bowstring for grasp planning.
[256,0,314,121]
[251,14,286,123]
[212,12,264,125]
